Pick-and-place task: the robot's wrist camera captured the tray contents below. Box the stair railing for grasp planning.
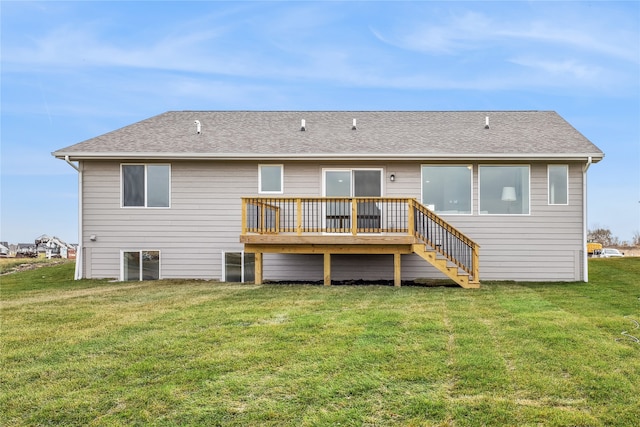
[411,200,479,282]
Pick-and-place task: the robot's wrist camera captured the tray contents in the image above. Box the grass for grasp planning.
[1,258,639,426]
[0,257,68,275]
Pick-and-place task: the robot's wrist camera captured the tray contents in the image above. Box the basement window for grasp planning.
[223,251,255,283]
[122,164,171,207]
[548,165,568,205]
[122,250,160,281]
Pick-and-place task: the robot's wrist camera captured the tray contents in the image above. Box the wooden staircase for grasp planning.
[410,200,480,289]
[412,244,480,289]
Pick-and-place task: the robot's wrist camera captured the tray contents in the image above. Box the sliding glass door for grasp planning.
[323,169,382,232]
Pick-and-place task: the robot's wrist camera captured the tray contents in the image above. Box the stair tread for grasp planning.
[412,243,478,289]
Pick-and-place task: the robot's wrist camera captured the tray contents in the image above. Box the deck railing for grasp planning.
[242,197,411,235]
[241,197,479,280]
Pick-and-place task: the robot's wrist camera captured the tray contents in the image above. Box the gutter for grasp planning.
[64,155,83,280]
[54,152,606,163]
[582,156,593,282]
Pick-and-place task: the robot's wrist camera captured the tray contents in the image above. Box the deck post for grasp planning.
[394,253,401,287]
[296,199,302,235]
[407,199,415,236]
[255,252,263,285]
[324,253,331,286]
[472,244,480,283]
[241,198,247,234]
[351,199,357,235]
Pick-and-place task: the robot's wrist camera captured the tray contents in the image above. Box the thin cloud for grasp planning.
[3,2,638,95]
[509,56,603,81]
[372,7,638,63]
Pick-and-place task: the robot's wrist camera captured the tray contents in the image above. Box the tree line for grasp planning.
[588,227,640,247]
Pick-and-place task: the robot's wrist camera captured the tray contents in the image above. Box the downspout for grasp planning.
[582,156,593,282]
[64,156,83,280]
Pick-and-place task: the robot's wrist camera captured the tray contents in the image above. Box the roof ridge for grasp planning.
[170,110,553,113]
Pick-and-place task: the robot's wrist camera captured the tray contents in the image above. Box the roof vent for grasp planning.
[352,118,357,130]
[300,119,306,131]
[194,120,201,134]
[484,116,490,129]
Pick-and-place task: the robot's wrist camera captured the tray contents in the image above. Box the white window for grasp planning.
[421,165,472,214]
[122,250,160,281]
[223,251,255,282]
[548,165,568,205]
[259,165,283,194]
[479,166,530,215]
[122,164,170,207]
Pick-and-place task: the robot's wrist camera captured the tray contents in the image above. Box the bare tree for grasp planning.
[588,227,620,247]
[633,231,640,247]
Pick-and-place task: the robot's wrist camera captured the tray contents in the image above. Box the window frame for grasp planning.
[548,164,569,205]
[321,167,384,197]
[258,164,284,194]
[420,164,473,215]
[121,163,171,208]
[222,251,255,283]
[478,164,531,216]
[120,249,161,281]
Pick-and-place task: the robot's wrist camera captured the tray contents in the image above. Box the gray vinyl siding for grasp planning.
[81,160,586,282]
[261,161,586,282]
[82,160,256,280]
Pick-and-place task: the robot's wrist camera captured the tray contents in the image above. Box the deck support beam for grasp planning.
[394,253,401,287]
[324,253,331,286]
[255,252,263,285]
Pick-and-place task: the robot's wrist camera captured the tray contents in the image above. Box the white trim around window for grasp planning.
[258,164,284,194]
[478,165,531,215]
[121,164,171,208]
[222,250,255,283]
[321,168,384,197]
[421,164,473,215]
[120,249,161,281]
[548,164,569,205]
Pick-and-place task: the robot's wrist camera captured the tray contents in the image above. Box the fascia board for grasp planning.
[53,151,605,163]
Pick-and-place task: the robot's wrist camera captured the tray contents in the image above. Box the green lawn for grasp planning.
[1,258,639,426]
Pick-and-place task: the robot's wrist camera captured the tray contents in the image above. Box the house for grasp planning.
[16,243,38,258]
[35,235,76,259]
[53,111,604,287]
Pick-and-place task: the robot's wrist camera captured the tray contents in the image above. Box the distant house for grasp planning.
[53,111,604,287]
[16,243,37,258]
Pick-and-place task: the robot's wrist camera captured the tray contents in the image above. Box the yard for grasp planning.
[1,258,638,426]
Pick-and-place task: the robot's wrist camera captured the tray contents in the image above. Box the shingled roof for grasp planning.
[53,111,604,162]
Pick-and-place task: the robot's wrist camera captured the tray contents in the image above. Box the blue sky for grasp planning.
[1,1,639,245]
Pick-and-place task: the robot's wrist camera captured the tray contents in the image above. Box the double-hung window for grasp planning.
[421,165,472,214]
[548,165,568,205]
[122,164,170,207]
[479,165,530,215]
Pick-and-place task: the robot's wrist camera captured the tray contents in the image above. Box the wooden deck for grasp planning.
[240,197,480,288]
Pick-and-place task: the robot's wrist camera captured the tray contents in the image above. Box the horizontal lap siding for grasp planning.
[263,162,586,282]
[444,163,584,281]
[82,160,586,282]
[82,161,256,279]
